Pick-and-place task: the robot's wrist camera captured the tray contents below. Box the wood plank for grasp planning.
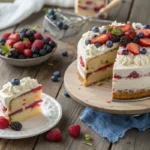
[111,129,150,150]
[129,0,150,24]
[107,0,133,22]
[34,85,111,150]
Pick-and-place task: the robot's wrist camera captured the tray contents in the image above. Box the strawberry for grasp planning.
[124,30,136,40]
[8,33,20,42]
[13,41,25,53]
[34,33,42,40]
[80,56,85,67]
[32,40,44,49]
[135,29,150,37]
[44,35,51,41]
[126,43,140,55]
[1,32,11,40]
[139,38,150,47]
[68,124,81,137]
[114,24,132,32]
[23,49,32,58]
[23,41,32,49]
[46,128,62,142]
[91,34,109,44]
[5,39,16,47]
[0,116,9,129]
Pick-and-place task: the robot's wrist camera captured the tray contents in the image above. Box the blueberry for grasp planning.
[62,51,68,57]
[53,71,61,77]
[49,41,56,48]
[92,26,99,33]
[64,91,70,97]
[51,76,58,82]
[20,28,28,33]
[143,24,150,29]
[48,9,55,15]
[56,21,63,28]
[137,32,144,38]
[20,33,26,41]
[43,38,49,44]
[31,48,39,54]
[91,34,98,39]
[18,54,26,59]
[62,24,69,30]
[10,122,22,131]
[26,30,34,37]
[101,29,106,34]
[85,40,91,45]
[140,48,147,54]
[94,43,101,48]
[44,44,53,53]
[33,54,40,58]
[11,78,20,86]
[49,14,56,20]
[121,49,129,55]
[106,40,113,48]
[0,38,6,45]
[39,49,47,56]
[10,49,19,58]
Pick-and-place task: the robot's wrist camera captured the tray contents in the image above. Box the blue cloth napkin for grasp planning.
[80,107,150,143]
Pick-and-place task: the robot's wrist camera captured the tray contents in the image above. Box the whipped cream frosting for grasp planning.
[132,22,144,30]
[0,77,41,108]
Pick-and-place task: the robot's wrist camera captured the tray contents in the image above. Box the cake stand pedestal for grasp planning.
[64,60,150,115]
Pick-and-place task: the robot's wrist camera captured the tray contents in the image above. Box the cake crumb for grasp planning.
[106,99,111,103]
[97,82,103,86]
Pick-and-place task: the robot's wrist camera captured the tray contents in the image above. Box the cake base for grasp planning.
[64,60,150,114]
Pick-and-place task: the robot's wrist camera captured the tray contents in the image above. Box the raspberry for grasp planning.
[0,116,9,129]
[68,124,81,137]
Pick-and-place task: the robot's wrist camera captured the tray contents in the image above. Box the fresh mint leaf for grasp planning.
[84,134,93,146]
[111,28,123,36]
[43,7,49,13]
[48,63,54,66]
[0,45,11,56]
[23,38,29,42]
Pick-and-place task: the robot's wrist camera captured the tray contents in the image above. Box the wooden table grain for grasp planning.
[0,1,150,150]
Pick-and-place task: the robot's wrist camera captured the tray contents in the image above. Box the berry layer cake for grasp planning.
[0,77,42,122]
[75,0,107,16]
[77,21,150,100]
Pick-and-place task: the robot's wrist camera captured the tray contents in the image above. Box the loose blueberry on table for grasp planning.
[0,28,57,59]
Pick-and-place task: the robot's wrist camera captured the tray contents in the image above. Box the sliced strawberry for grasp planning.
[113,24,132,32]
[135,29,150,37]
[1,32,11,40]
[91,34,109,44]
[13,41,25,53]
[8,33,20,42]
[80,56,85,67]
[5,39,16,47]
[139,38,150,47]
[126,43,140,55]
[124,30,136,40]
[23,49,32,58]
[32,40,44,49]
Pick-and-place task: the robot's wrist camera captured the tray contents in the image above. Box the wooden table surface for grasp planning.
[0,0,150,150]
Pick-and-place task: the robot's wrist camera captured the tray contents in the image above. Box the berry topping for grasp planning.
[94,43,101,48]
[51,76,58,82]
[39,49,46,56]
[34,33,42,40]
[64,91,70,97]
[32,40,44,49]
[48,9,55,15]
[56,21,63,29]
[53,71,61,77]
[136,32,144,38]
[0,116,9,129]
[133,37,140,44]
[120,36,130,46]
[92,26,99,33]
[23,49,32,58]
[121,49,129,55]
[139,38,150,47]
[114,24,131,32]
[101,29,106,34]
[10,49,19,58]
[13,41,25,53]
[80,56,85,67]
[46,128,62,142]
[143,24,150,29]
[11,78,20,86]
[62,51,68,57]
[106,40,113,48]
[10,122,22,131]
[128,71,139,78]
[124,30,136,40]
[91,34,109,44]
[8,33,20,42]
[2,32,11,40]
[126,43,140,55]
[114,74,122,79]
[85,40,91,45]
[140,48,147,55]
[68,124,81,137]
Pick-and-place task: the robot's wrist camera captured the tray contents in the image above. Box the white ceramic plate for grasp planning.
[0,93,62,139]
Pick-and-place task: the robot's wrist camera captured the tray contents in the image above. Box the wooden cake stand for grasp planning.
[64,60,150,115]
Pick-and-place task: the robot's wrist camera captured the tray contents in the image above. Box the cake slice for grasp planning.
[0,77,42,122]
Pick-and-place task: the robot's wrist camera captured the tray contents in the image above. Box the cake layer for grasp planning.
[112,89,150,100]
[78,64,113,86]
[9,86,42,113]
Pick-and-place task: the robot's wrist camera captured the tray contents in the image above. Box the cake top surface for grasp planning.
[0,77,41,107]
[78,21,150,67]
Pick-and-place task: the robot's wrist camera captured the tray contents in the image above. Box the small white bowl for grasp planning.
[0,48,56,67]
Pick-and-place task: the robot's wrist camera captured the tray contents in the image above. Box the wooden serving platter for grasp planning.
[64,60,150,115]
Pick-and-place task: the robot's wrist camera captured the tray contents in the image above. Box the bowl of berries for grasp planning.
[0,28,57,67]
